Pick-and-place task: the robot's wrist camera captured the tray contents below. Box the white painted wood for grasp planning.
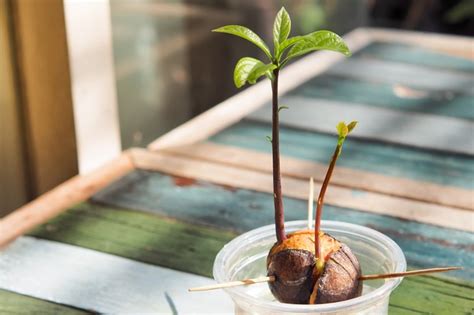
[64,0,122,174]
[0,237,233,314]
[367,28,474,60]
[248,96,474,155]
[148,28,372,151]
[328,58,474,95]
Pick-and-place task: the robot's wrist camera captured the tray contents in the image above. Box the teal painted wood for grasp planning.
[248,96,474,155]
[92,170,474,280]
[288,74,474,120]
[327,58,474,95]
[357,42,474,72]
[209,120,474,189]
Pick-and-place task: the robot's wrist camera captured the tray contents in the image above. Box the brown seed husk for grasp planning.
[267,248,315,304]
[310,244,362,304]
[267,230,362,305]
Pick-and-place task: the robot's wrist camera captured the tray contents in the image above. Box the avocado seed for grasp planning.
[267,230,362,304]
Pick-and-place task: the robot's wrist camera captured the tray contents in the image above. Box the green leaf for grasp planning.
[273,7,291,55]
[278,105,289,113]
[347,121,358,133]
[233,57,275,88]
[213,25,272,60]
[336,121,348,138]
[266,135,272,143]
[248,63,277,84]
[284,30,351,63]
[276,36,304,60]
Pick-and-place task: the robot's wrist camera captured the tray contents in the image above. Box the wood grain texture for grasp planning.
[328,58,474,95]
[29,202,234,277]
[0,236,233,314]
[359,42,474,72]
[160,142,472,210]
[26,201,473,314]
[248,96,474,155]
[131,149,473,232]
[210,121,474,189]
[0,289,89,315]
[11,0,78,195]
[367,28,474,60]
[0,0,29,216]
[91,171,473,279]
[0,152,134,247]
[289,74,473,120]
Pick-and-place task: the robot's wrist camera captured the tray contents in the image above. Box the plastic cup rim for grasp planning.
[213,220,406,312]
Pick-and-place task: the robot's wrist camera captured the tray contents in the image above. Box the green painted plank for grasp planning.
[28,202,234,278]
[91,170,474,280]
[210,120,474,189]
[0,289,90,315]
[27,201,473,314]
[289,74,474,120]
[390,276,474,315]
[358,42,474,72]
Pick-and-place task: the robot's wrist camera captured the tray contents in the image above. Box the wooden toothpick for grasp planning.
[307,177,314,230]
[188,267,460,292]
[188,276,275,292]
[359,266,461,281]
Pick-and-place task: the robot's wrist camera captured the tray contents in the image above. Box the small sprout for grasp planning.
[278,105,289,113]
[266,135,273,143]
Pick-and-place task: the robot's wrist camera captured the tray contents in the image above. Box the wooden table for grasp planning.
[1,28,473,314]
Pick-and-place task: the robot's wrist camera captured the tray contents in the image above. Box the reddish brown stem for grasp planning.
[271,69,286,243]
[315,145,341,260]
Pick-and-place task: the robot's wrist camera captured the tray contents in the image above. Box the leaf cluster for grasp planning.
[336,121,357,147]
[213,7,351,89]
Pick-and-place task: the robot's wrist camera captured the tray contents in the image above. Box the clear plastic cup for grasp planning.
[213,220,406,315]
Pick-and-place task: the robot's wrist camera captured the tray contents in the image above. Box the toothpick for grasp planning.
[188,276,275,292]
[307,177,314,230]
[359,266,461,281]
[188,267,461,292]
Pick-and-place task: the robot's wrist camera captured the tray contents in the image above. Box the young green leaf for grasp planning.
[278,105,289,113]
[248,63,277,84]
[234,57,263,88]
[336,121,349,138]
[273,7,291,55]
[276,36,304,61]
[233,57,275,88]
[347,121,358,133]
[283,30,351,63]
[213,25,272,60]
[266,135,273,143]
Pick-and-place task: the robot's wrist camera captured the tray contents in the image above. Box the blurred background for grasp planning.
[1,0,473,216]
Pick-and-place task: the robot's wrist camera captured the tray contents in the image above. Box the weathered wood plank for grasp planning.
[389,276,474,315]
[26,201,473,314]
[161,142,472,210]
[130,149,473,232]
[289,74,474,120]
[0,151,134,247]
[210,121,474,189]
[0,236,233,314]
[0,289,90,315]
[358,42,474,72]
[248,96,474,155]
[328,58,474,95]
[29,202,234,277]
[91,171,473,279]
[367,28,474,60]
